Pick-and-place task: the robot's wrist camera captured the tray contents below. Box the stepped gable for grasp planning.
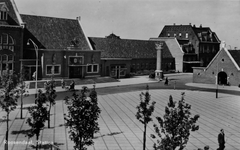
[21,14,91,50]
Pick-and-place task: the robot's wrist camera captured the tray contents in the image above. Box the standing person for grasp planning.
[69,80,75,90]
[164,77,168,85]
[218,129,225,150]
[61,79,65,89]
[32,71,36,80]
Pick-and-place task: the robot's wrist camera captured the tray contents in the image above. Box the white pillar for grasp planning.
[155,42,163,80]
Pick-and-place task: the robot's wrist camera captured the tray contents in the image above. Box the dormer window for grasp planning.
[179,33,182,37]
[186,33,189,38]
[0,2,9,20]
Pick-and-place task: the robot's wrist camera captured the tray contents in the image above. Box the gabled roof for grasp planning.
[89,36,173,59]
[159,25,193,38]
[205,47,240,71]
[21,14,91,50]
[0,0,21,25]
[192,26,220,43]
[228,50,240,68]
[159,24,220,43]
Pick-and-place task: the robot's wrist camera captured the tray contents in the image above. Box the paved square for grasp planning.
[0,89,240,150]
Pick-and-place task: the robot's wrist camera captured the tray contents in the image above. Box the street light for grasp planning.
[27,39,38,98]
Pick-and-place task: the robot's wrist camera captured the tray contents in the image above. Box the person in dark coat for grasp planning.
[69,80,75,90]
[218,129,225,150]
[164,77,168,85]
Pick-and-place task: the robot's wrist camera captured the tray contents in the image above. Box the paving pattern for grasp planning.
[0,90,240,150]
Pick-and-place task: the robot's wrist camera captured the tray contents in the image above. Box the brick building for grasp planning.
[89,34,175,78]
[1,0,101,80]
[193,43,240,86]
[159,23,221,72]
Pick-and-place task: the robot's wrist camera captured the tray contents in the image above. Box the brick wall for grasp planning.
[193,49,240,86]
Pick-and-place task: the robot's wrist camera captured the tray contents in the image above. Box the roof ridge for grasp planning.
[20,13,76,21]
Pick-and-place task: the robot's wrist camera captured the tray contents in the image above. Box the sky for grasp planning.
[15,0,240,49]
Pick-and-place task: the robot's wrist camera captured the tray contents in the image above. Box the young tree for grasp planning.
[18,73,29,119]
[44,80,57,128]
[26,90,48,150]
[151,92,200,150]
[0,70,20,150]
[136,85,156,150]
[64,86,101,150]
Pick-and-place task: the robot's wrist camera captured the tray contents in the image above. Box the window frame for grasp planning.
[0,33,15,51]
[46,64,61,75]
[86,64,99,73]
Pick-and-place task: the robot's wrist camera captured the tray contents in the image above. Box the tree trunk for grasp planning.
[20,92,23,119]
[48,104,51,128]
[36,135,39,150]
[5,113,9,150]
[143,123,147,150]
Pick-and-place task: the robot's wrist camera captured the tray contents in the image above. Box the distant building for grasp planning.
[193,43,240,86]
[89,33,175,78]
[159,23,221,72]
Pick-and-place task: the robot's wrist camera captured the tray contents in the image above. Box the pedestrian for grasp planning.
[61,78,65,89]
[164,77,168,85]
[218,129,225,150]
[69,80,75,90]
[32,71,36,80]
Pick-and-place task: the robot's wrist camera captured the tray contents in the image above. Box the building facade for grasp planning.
[89,34,175,78]
[193,44,240,86]
[1,0,101,80]
[159,23,221,72]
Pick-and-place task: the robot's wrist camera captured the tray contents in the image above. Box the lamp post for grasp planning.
[216,61,218,98]
[27,39,38,98]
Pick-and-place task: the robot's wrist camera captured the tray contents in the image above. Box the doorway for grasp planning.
[218,71,227,85]
[69,66,82,78]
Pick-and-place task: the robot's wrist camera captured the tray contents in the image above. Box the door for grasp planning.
[69,66,82,78]
[218,71,227,85]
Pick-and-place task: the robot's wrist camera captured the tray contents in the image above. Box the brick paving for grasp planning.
[0,89,240,150]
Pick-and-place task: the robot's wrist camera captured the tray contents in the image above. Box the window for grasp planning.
[174,33,176,37]
[87,64,99,73]
[0,33,14,51]
[0,3,8,20]
[179,33,182,37]
[167,33,170,37]
[0,54,13,74]
[46,65,61,75]
[0,11,7,20]
[186,33,188,38]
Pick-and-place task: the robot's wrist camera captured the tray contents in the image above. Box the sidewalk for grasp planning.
[186,83,240,91]
[26,76,158,95]
[25,75,240,95]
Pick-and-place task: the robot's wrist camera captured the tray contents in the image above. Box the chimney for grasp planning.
[76,16,81,21]
[173,23,175,26]
[189,23,191,26]
[200,24,202,28]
